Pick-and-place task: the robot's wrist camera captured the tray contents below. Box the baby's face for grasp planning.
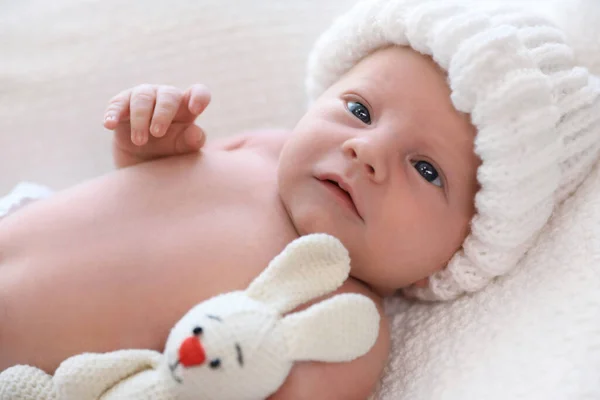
[278,46,480,296]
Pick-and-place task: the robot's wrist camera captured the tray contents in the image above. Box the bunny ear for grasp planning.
[245,234,350,314]
[278,293,380,363]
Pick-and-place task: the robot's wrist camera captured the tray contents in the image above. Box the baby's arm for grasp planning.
[271,280,390,400]
[103,84,291,168]
[103,84,211,169]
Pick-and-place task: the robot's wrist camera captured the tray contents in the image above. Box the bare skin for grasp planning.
[0,46,479,399]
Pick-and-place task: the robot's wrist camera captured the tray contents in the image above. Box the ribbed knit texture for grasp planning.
[306,0,600,301]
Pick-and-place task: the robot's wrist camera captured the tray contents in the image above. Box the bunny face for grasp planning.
[158,234,379,400]
[163,292,294,400]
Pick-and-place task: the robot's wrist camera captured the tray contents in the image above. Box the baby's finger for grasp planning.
[188,84,211,115]
[129,85,157,146]
[150,86,183,138]
[175,84,211,122]
[104,90,131,130]
[175,125,207,154]
[117,125,205,161]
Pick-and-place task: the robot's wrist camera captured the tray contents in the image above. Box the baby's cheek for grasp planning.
[371,223,430,278]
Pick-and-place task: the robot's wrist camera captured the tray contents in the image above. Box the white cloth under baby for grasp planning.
[0,182,54,219]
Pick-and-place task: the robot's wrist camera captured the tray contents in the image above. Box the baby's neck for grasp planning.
[277,189,302,239]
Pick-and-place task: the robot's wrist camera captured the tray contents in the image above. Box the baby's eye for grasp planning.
[413,161,443,188]
[347,101,371,124]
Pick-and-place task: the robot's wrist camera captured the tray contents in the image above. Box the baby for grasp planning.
[1,0,599,399]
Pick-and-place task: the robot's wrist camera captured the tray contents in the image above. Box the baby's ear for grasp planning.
[246,234,350,314]
[278,293,380,363]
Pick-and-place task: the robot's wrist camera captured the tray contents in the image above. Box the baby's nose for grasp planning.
[342,138,387,183]
[179,336,206,367]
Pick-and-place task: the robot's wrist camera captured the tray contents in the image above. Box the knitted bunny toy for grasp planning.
[0,234,380,400]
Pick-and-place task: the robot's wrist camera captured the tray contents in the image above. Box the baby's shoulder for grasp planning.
[206,129,291,159]
[245,129,291,159]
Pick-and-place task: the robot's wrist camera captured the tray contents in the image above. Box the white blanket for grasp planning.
[1,1,599,399]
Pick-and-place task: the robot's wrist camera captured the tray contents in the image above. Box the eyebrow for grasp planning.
[235,343,244,366]
[207,314,222,322]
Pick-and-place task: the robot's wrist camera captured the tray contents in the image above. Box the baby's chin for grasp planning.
[278,191,400,296]
[346,262,398,298]
[281,198,340,237]
[368,284,398,298]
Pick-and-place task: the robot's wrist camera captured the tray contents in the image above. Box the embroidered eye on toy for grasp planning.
[0,234,380,400]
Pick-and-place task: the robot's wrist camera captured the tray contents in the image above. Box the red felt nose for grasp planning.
[179,336,206,367]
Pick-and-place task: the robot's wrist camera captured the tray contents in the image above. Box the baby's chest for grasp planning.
[2,148,297,309]
[0,150,300,365]
[131,149,299,294]
[168,191,298,296]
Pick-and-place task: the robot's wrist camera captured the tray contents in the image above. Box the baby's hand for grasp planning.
[103,84,211,168]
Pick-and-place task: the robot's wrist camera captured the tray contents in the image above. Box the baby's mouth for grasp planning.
[326,179,350,197]
[319,177,363,220]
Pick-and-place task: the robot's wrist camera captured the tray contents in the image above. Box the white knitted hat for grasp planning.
[306,0,600,301]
